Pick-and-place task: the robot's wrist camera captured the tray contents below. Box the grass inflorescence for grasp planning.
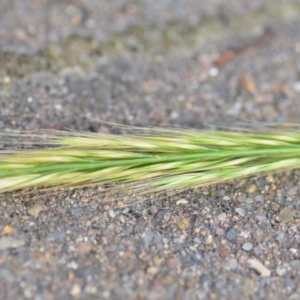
[1,124,300,194]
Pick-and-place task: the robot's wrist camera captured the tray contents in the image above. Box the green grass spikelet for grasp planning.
[1,125,300,193]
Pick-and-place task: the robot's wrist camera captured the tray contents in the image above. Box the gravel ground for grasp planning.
[1,1,300,299]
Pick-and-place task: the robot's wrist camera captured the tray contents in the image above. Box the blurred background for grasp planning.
[1,0,300,132]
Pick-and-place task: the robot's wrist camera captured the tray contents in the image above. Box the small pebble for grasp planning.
[276,267,288,276]
[278,206,297,222]
[51,231,66,242]
[150,205,158,214]
[235,207,246,217]
[84,285,98,294]
[122,207,130,214]
[193,237,201,244]
[173,237,184,244]
[246,184,257,193]
[219,246,228,258]
[80,196,89,203]
[117,201,125,208]
[242,243,253,251]
[164,212,171,222]
[147,267,159,275]
[205,235,213,245]
[119,215,125,223]
[108,209,116,218]
[254,195,264,202]
[67,261,78,269]
[215,212,227,223]
[248,259,271,277]
[276,232,286,242]
[143,229,154,248]
[3,76,11,84]
[28,204,43,216]
[153,256,164,265]
[215,228,224,236]
[209,67,219,77]
[1,225,15,235]
[287,187,298,196]
[69,284,81,296]
[226,228,237,241]
[176,199,188,205]
[227,258,238,270]
[77,242,93,254]
[177,219,189,230]
[245,198,254,204]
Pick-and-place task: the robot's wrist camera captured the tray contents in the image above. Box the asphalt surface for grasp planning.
[1,1,300,299]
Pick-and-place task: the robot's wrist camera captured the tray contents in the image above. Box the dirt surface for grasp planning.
[1,1,300,299]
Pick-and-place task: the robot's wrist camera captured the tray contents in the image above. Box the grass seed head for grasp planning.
[1,124,300,194]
